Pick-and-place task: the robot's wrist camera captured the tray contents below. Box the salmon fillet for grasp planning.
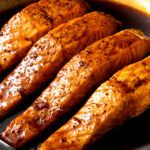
[0,0,89,73]
[0,11,120,118]
[1,29,150,148]
[38,56,150,150]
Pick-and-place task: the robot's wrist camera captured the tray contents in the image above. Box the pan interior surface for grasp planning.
[88,1,150,36]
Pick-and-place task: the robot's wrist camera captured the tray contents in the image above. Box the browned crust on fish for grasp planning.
[1,29,150,148]
[0,11,120,119]
[38,52,150,150]
[0,0,90,73]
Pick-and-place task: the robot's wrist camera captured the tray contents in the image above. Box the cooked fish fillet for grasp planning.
[1,29,150,148]
[38,56,150,150]
[0,0,89,73]
[0,11,120,118]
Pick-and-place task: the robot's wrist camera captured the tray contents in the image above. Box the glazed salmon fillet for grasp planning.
[0,0,89,73]
[38,56,150,150]
[1,29,150,148]
[0,11,120,118]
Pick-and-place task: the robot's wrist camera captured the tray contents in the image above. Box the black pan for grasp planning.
[0,1,150,150]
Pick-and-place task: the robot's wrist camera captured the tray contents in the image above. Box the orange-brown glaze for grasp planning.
[0,0,89,73]
[1,29,150,148]
[0,11,120,118]
[38,56,150,150]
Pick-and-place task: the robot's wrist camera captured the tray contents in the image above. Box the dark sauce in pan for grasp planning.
[88,1,150,36]
[1,1,150,150]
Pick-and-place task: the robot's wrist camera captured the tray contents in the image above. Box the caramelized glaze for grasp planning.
[0,0,89,73]
[0,11,120,119]
[2,29,150,148]
[38,56,150,150]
